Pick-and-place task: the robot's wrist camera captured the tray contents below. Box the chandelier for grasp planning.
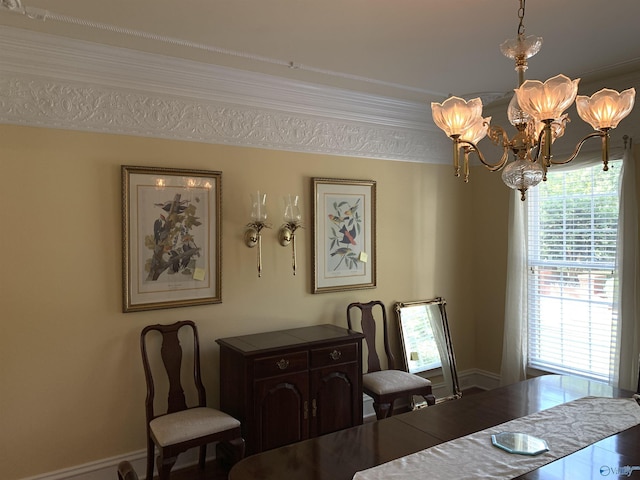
[430,0,636,200]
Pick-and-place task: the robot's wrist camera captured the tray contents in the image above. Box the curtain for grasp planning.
[500,189,528,385]
[613,140,639,391]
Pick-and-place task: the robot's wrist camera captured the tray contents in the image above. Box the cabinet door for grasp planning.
[310,362,360,437]
[254,371,309,452]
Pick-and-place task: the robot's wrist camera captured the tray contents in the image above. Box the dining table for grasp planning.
[229,374,640,480]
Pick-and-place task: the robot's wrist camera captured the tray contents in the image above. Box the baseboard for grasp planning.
[25,369,500,479]
[458,368,501,391]
[20,448,203,480]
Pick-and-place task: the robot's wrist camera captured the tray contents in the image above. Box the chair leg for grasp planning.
[145,437,155,480]
[198,444,207,469]
[217,437,246,468]
[118,461,139,480]
[233,437,246,462]
[373,401,392,419]
[424,394,436,406]
[157,453,177,480]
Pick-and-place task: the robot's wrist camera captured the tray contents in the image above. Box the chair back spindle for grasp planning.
[347,300,397,373]
[141,320,208,419]
[160,330,188,414]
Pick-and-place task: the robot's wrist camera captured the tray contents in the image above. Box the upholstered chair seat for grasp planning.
[150,407,241,447]
[363,370,432,396]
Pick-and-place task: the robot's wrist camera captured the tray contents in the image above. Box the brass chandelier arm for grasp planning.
[453,123,511,177]
[530,126,546,165]
[487,124,512,150]
[483,124,512,171]
[476,144,511,172]
[547,130,609,167]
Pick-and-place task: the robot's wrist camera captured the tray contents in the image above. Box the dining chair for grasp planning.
[347,300,435,420]
[141,320,245,480]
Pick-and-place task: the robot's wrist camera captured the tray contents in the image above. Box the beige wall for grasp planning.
[470,169,510,374]
[1,124,481,479]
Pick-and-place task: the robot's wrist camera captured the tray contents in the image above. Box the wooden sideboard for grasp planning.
[217,324,364,455]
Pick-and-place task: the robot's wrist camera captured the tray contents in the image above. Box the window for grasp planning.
[526,160,621,382]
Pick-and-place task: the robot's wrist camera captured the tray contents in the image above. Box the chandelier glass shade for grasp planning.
[431,97,483,138]
[430,1,636,200]
[515,75,580,122]
[576,88,636,130]
[460,115,491,145]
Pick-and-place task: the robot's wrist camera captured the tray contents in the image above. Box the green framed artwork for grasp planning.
[312,177,376,294]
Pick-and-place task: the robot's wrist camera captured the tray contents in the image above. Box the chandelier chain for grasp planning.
[517,0,526,37]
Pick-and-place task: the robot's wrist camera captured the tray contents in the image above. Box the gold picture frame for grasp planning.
[312,177,376,293]
[122,165,222,312]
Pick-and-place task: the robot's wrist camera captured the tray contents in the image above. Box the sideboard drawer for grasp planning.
[253,351,308,379]
[311,342,358,368]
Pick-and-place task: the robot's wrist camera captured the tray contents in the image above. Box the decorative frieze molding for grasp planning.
[0,74,437,161]
[0,25,452,163]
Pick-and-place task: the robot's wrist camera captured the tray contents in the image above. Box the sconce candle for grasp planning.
[279,194,303,276]
[244,191,271,277]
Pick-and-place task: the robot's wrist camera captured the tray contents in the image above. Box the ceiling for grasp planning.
[2,0,640,105]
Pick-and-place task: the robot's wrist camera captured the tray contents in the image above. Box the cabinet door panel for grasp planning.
[311,363,359,437]
[255,372,309,452]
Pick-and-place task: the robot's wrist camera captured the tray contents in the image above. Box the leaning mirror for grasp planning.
[395,297,461,407]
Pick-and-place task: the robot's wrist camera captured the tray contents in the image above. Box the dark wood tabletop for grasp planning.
[229,375,640,480]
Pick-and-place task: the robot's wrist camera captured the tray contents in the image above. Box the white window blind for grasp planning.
[527,160,621,382]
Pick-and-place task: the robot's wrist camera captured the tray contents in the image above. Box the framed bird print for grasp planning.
[312,177,376,294]
[121,166,222,312]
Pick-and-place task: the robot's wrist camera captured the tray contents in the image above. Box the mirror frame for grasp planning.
[394,297,462,404]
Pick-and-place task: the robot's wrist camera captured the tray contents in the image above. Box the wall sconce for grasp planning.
[278,194,303,275]
[244,191,270,277]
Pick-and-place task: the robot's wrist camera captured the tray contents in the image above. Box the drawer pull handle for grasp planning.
[276,359,290,370]
[329,349,342,361]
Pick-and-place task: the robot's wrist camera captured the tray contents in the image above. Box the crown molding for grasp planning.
[0,25,451,163]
